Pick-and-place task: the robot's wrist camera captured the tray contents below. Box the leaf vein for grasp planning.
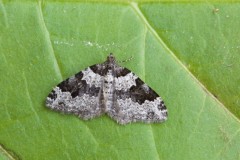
[130,1,240,123]
[38,1,63,80]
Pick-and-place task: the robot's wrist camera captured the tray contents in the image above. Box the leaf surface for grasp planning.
[0,1,239,160]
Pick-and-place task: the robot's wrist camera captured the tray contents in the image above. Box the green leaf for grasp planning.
[139,2,240,119]
[0,144,17,160]
[0,1,239,160]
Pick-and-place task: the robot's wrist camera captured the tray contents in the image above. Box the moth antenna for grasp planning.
[117,55,134,64]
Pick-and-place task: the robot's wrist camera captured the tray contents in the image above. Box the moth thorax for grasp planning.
[105,70,114,82]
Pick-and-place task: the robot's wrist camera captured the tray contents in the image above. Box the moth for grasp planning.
[46,53,167,124]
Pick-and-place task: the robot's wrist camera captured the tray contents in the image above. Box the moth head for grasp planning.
[107,53,116,63]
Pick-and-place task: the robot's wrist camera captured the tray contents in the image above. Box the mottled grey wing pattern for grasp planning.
[46,53,168,125]
[46,64,105,120]
[108,67,167,124]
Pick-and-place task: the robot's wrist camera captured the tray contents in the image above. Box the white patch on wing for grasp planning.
[81,67,103,88]
[46,87,102,119]
[107,97,167,124]
[141,84,150,93]
[114,72,138,91]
